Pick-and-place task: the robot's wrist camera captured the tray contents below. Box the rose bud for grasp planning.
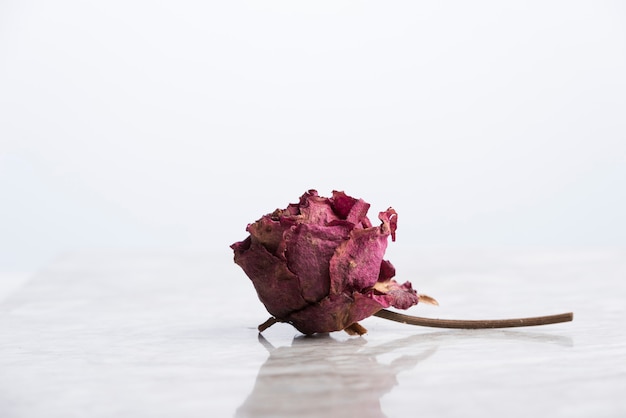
[231,189,419,335]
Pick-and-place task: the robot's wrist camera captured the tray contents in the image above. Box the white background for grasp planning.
[1,1,625,272]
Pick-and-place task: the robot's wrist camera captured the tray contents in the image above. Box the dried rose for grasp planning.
[231,189,419,335]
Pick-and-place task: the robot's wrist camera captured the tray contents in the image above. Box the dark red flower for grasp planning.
[231,190,419,334]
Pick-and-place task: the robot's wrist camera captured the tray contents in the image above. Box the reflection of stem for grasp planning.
[388,346,438,373]
[374,310,573,329]
[257,333,276,353]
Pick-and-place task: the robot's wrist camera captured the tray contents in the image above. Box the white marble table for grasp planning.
[0,249,624,417]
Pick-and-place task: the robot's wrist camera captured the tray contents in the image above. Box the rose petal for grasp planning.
[288,292,384,334]
[284,223,352,303]
[379,208,397,242]
[299,193,340,226]
[330,190,371,227]
[329,226,390,294]
[247,215,289,256]
[329,190,356,219]
[232,238,308,318]
[378,260,396,282]
[371,280,419,310]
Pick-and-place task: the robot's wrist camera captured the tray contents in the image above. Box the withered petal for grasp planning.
[232,239,308,318]
[371,280,419,310]
[246,215,289,256]
[329,226,390,295]
[378,260,396,282]
[283,222,351,303]
[287,292,385,335]
[330,190,371,226]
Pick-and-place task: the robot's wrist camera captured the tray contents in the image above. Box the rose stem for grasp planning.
[374,309,573,329]
[258,317,278,332]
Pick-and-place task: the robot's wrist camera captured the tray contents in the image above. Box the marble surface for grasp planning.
[0,249,624,417]
[0,273,31,304]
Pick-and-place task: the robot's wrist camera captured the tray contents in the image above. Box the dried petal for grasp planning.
[329,227,390,294]
[232,238,308,318]
[284,223,351,303]
[288,292,385,335]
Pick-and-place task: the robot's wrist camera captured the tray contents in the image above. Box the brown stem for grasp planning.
[374,309,573,329]
[344,322,368,336]
[258,317,278,332]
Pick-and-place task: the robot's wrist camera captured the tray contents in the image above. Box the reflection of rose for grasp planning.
[231,190,419,335]
[235,331,571,418]
[235,335,436,418]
